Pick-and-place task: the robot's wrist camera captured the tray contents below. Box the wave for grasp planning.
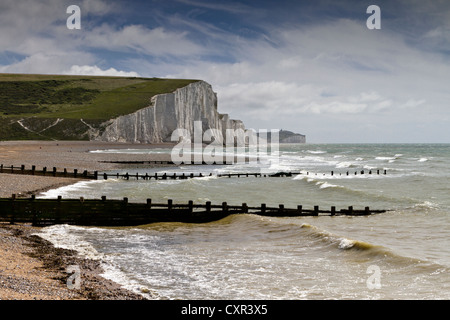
[316,181,342,189]
[38,180,108,199]
[35,224,104,260]
[375,154,403,163]
[298,223,421,263]
[336,161,357,168]
[34,224,154,298]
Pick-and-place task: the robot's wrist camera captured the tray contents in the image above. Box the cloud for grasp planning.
[63,65,140,77]
[0,52,95,74]
[83,24,204,57]
[1,0,449,142]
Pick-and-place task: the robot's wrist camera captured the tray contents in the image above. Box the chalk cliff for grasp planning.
[94,81,245,144]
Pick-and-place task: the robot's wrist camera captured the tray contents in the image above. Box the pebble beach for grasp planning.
[0,140,174,300]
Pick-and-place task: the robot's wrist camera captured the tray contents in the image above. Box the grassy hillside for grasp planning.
[0,73,199,140]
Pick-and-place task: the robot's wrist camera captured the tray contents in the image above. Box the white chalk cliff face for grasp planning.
[93,81,245,143]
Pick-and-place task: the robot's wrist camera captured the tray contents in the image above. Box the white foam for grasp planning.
[338,238,355,249]
[418,158,428,162]
[376,156,396,161]
[336,162,354,168]
[35,225,153,298]
[38,180,107,198]
[35,225,103,260]
[317,181,340,189]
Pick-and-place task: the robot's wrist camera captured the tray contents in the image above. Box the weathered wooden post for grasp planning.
[146,199,152,211]
[242,203,248,213]
[31,195,37,226]
[53,167,57,176]
[279,204,284,215]
[348,206,353,215]
[365,206,370,215]
[297,205,302,215]
[74,169,78,178]
[123,197,129,219]
[331,206,336,216]
[103,173,107,180]
[261,203,266,214]
[168,199,173,211]
[222,202,228,214]
[64,168,67,176]
[10,194,16,225]
[206,201,211,213]
[43,167,47,176]
[188,200,193,213]
[56,195,62,224]
[314,205,319,216]
[21,165,25,174]
[0,164,3,173]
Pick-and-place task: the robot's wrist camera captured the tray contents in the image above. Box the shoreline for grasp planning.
[0,140,175,300]
[0,223,147,300]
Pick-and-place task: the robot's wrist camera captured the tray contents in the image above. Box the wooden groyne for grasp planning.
[99,160,231,165]
[0,164,98,179]
[0,195,387,227]
[0,164,387,181]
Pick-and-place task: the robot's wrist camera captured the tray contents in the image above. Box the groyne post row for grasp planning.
[0,164,387,181]
[0,195,387,227]
[0,164,98,179]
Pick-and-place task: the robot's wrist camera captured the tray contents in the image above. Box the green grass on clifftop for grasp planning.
[0,73,199,140]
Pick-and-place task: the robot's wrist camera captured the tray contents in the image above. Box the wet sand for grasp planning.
[0,140,174,300]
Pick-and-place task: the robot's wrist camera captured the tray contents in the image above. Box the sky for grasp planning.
[1,0,450,143]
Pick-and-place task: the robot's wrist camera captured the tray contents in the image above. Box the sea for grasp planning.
[36,143,450,300]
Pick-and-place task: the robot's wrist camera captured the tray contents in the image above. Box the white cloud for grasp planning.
[64,65,140,77]
[0,52,94,74]
[1,0,449,142]
[84,24,203,56]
